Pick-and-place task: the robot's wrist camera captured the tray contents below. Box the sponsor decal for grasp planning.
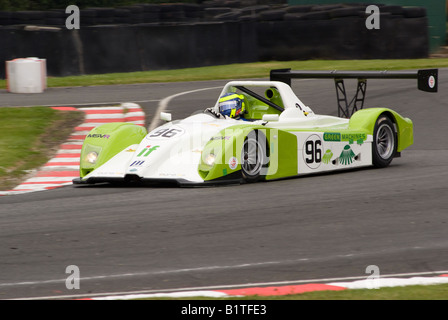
[87,134,110,139]
[429,76,436,89]
[137,145,159,157]
[130,160,145,167]
[338,145,356,165]
[323,132,366,145]
[342,133,367,145]
[210,136,231,141]
[333,145,361,165]
[303,134,323,169]
[323,132,340,142]
[148,126,185,139]
[229,156,238,170]
[322,149,333,164]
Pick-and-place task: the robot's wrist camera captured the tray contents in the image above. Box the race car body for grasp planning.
[73,69,437,186]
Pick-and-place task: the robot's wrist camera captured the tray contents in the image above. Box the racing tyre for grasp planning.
[372,115,397,168]
[241,131,269,182]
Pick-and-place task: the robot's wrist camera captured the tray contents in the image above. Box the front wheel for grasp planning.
[372,115,397,168]
[241,131,269,182]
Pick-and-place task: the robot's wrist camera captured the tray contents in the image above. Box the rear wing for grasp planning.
[270,69,438,118]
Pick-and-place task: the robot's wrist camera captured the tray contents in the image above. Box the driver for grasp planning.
[218,93,246,119]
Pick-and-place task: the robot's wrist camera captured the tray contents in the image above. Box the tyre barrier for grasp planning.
[0,3,430,78]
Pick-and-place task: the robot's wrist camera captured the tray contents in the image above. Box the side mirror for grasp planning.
[160,112,172,122]
[262,114,279,122]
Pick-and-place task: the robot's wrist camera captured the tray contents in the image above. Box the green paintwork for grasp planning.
[79,122,147,178]
[348,108,413,151]
[264,129,298,180]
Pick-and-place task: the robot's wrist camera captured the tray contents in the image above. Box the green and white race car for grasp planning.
[73,68,438,186]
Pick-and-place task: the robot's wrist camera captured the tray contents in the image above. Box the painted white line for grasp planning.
[55,150,81,155]
[148,86,222,132]
[44,166,79,170]
[89,291,230,300]
[48,158,80,163]
[22,177,76,183]
[85,113,124,119]
[78,106,124,111]
[329,276,448,289]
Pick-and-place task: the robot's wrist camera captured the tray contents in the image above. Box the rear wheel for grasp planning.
[372,115,397,168]
[241,131,268,182]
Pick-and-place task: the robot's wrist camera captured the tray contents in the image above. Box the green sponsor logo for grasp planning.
[323,132,341,142]
[339,145,356,165]
[137,145,159,157]
[341,133,367,145]
[322,149,333,164]
[324,132,366,145]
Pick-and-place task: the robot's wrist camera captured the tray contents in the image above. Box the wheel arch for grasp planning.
[349,108,413,152]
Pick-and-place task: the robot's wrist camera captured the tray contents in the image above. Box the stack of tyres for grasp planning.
[0,11,12,26]
[141,4,161,24]
[44,9,66,27]
[113,8,132,25]
[11,11,46,26]
[91,7,115,25]
[183,3,203,22]
[159,4,186,23]
[119,5,144,24]
[80,9,97,27]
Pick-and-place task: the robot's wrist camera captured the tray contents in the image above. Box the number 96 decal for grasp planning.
[303,134,323,169]
[147,125,185,140]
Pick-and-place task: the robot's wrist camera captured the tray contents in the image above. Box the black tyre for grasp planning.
[241,131,269,182]
[372,115,397,168]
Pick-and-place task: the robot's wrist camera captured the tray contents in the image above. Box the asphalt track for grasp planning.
[0,69,447,300]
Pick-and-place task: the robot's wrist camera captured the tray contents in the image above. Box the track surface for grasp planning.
[0,70,447,299]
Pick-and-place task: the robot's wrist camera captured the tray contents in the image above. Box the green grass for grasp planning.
[1,59,447,88]
[0,107,84,190]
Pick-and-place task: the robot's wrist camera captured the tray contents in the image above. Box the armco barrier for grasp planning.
[0,3,430,79]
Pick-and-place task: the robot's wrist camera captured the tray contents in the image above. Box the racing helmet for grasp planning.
[218,93,245,118]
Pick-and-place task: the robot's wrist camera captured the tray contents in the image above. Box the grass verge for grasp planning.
[1,59,447,88]
[0,107,84,191]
